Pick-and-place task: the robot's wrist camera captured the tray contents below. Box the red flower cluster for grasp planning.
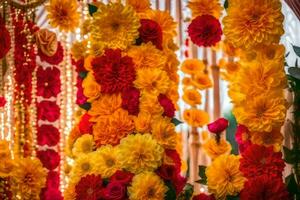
[240,175,290,200]
[39,42,64,65]
[37,101,60,122]
[240,144,285,178]
[37,66,61,98]
[37,149,60,170]
[121,87,140,115]
[79,113,93,134]
[37,124,60,146]
[235,124,252,153]
[188,15,222,47]
[158,94,175,118]
[76,175,103,200]
[138,19,163,50]
[0,17,11,59]
[207,118,229,134]
[92,49,136,94]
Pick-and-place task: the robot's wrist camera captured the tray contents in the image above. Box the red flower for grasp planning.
[207,118,229,134]
[165,149,182,171]
[37,66,61,98]
[240,175,291,200]
[37,125,60,146]
[173,174,187,195]
[72,58,86,73]
[92,49,136,94]
[102,182,126,200]
[37,101,60,122]
[46,170,60,189]
[110,170,134,185]
[39,42,64,65]
[240,144,285,179]
[75,175,103,200]
[76,78,88,105]
[0,96,6,107]
[188,15,222,47]
[121,87,140,115]
[158,94,175,118]
[235,125,252,153]
[193,194,215,200]
[41,188,63,200]
[37,149,60,170]
[138,19,163,50]
[79,113,93,134]
[157,164,177,180]
[0,19,11,59]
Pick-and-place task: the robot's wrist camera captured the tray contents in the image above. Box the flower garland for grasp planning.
[35,29,64,199]
[65,1,190,199]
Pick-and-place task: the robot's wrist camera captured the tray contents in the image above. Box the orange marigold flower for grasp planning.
[183,109,209,127]
[126,0,151,13]
[192,72,213,90]
[84,55,94,71]
[181,59,205,75]
[187,0,222,19]
[182,89,202,106]
[93,109,134,147]
[134,112,152,133]
[251,129,283,152]
[139,94,164,117]
[182,77,193,86]
[82,72,101,102]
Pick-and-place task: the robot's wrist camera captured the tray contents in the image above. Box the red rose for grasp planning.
[158,94,175,118]
[240,175,290,200]
[37,66,61,98]
[46,170,60,189]
[79,113,93,134]
[0,96,6,107]
[207,118,229,134]
[110,170,134,185]
[138,19,163,50]
[37,125,60,146]
[0,20,11,59]
[193,194,215,200]
[92,49,136,94]
[121,87,140,115]
[157,164,177,180]
[37,149,60,170]
[37,101,60,122]
[188,15,222,47]
[102,182,126,200]
[38,42,64,65]
[235,124,252,153]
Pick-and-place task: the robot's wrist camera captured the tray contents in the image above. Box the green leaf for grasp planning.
[79,71,88,79]
[288,67,300,80]
[197,165,207,185]
[171,118,183,126]
[224,0,229,9]
[79,102,91,111]
[293,45,300,57]
[176,183,194,200]
[285,173,299,195]
[165,181,177,200]
[283,146,296,164]
[227,195,240,200]
[88,3,98,16]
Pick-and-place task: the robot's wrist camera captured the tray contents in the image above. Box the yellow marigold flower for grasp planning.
[117,133,164,173]
[82,72,101,102]
[0,140,11,160]
[203,138,232,159]
[72,134,95,156]
[151,117,177,149]
[70,153,98,183]
[146,10,177,38]
[187,0,222,19]
[126,0,151,13]
[251,128,283,152]
[182,88,202,106]
[192,72,213,90]
[91,3,140,50]
[223,0,284,49]
[90,42,105,57]
[221,40,238,57]
[128,172,168,200]
[134,112,152,133]
[220,60,240,81]
[93,109,134,147]
[183,109,209,127]
[134,68,170,95]
[71,40,87,60]
[139,94,164,117]
[84,55,94,71]
[64,183,76,200]
[0,159,15,177]
[229,60,287,104]
[88,93,122,122]
[181,59,205,75]
[164,50,180,83]
[233,95,287,132]
[206,155,246,199]
[81,19,92,36]
[93,145,120,178]
[12,157,47,199]
[46,0,79,32]
[127,42,167,69]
